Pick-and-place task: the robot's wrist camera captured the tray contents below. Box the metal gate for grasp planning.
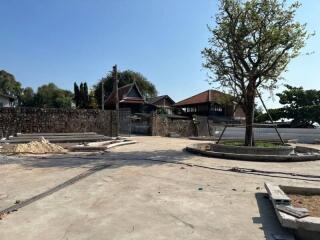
[130,114,151,135]
[196,116,210,136]
[119,109,131,136]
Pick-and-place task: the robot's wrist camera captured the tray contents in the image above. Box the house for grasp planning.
[174,89,245,122]
[105,82,145,113]
[147,95,175,115]
[0,93,16,108]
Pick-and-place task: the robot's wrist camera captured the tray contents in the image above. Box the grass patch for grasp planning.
[221,140,285,148]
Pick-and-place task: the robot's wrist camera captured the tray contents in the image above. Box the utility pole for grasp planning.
[113,65,119,136]
[101,78,104,110]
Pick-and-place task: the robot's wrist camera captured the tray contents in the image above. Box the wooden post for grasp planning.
[113,65,119,137]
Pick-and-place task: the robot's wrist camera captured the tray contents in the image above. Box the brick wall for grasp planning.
[0,107,118,138]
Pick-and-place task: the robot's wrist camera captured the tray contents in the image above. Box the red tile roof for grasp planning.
[174,90,231,107]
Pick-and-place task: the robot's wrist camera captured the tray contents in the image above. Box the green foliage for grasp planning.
[0,70,22,98]
[0,70,74,109]
[255,108,286,123]
[202,0,311,145]
[34,83,73,108]
[277,85,320,126]
[202,0,310,93]
[20,87,35,107]
[74,82,91,108]
[74,82,80,107]
[83,82,89,107]
[94,70,158,108]
[278,85,320,107]
[255,85,320,127]
[88,90,98,109]
[75,82,97,109]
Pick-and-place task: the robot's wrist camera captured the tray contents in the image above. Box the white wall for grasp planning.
[0,96,12,107]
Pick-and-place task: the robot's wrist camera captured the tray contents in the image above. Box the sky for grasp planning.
[1,0,320,108]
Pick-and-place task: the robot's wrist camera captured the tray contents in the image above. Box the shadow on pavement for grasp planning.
[253,192,294,240]
[0,149,193,169]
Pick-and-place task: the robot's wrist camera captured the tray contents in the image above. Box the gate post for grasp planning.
[113,65,119,137]
[151,112,157,136]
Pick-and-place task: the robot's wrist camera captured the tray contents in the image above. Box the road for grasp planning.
[210,127,320,143]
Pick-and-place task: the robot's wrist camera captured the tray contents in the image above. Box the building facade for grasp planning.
[0,93,15,108]
[174,90,245,122]
[147,95,175,115]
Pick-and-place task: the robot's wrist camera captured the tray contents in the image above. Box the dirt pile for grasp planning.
[11,137,67,154]
[289,194,320,217]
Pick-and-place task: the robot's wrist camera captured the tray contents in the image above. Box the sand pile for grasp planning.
[11,137,67,154]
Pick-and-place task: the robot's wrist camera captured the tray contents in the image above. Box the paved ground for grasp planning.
[1,136,320,240]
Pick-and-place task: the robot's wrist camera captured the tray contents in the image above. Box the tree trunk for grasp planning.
[244,87,256,146]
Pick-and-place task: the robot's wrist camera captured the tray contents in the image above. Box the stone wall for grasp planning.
[151,114,228,137]
[151,115,196,137]
[0,107,118,138]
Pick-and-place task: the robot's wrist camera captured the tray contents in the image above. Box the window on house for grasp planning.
[211,104,223,112]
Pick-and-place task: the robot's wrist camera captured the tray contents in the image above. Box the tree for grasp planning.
[79,82,84,108]
[0,70,22,98]
[94,69,158,108]
[88,90,98,109]
[83,82,89,107]
[255,85,320,127]
[34,83,73,108]
[255,107,285,123]
[74,82,80,107]
[74,82,90,108]
[20,87,35,107]
[202,0,311,146]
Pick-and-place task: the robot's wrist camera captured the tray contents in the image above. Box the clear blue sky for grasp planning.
[1,0,319,107]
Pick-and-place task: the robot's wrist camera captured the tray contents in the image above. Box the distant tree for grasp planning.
[202,0,311,145]
[94,70,158,108]
[83,82,89,107]
[20,87,35,107]
[34,83,73,108]
[74,82,89,108]
[255,108,285,123]
[88,90,98,109]
[255,85,320,127]
[0,70,22,98]
[79,82,84,108]
[74,82,80,108]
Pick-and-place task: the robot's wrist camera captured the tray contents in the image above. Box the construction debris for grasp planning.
[9,137,67,154]
[106,140,137,149]
[0,132,111,144]
[276,205,310,218]
[68,139,137,152]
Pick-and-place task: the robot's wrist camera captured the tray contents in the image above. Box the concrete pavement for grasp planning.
[1,136,320,239]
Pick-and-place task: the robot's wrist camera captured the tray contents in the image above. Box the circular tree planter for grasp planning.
[186,143,320,162]
[211,143,294,156]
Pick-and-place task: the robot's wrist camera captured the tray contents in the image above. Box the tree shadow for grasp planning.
[253,193,294,240]
[0,149,193,169]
